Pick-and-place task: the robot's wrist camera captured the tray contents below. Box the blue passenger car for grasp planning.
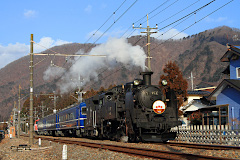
[55,102,87,136]
[37,102,87,137]
[37,113,56,135]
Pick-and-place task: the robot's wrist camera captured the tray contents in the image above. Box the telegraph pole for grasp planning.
[39,101,46,118]
[29,34,34,145]
[49,91,58,113]
[34,107,37,122]
[76,75,85,103]
[188,71,195,91]
[13,102,16,129]
[18,85,21,138]
[28,34,106,145]
[133,14,158,71]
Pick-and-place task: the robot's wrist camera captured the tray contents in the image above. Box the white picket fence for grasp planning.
[171,125,240,146]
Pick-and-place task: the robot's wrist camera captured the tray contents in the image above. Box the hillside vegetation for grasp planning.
[0,26,240,121]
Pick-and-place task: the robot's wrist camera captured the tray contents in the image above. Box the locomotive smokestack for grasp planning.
[140,72,153,85]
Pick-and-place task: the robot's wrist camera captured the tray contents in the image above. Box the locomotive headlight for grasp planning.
[161,79,168,86]
[134,79,141,86]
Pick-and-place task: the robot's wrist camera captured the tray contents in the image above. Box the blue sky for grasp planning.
[0,0,239,69]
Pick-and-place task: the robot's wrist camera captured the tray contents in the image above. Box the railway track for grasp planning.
[27,135,235,160]
[163,141,240,150]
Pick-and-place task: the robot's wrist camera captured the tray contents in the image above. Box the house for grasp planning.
[180,90,212,125]
[180,82,216,112]
[207,44,240,126]
[181,44,240,126]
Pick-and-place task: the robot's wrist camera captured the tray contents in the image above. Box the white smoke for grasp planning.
[43,66,66,81]
[44,38,146,93]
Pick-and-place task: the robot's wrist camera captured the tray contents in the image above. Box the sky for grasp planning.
[0,0,239,69]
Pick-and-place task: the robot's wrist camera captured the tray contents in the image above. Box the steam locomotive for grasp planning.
[36,71,179,142]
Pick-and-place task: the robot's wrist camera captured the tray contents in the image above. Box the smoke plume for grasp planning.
[44,38,146,93]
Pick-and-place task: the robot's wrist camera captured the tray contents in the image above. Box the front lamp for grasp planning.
[134,80,141,86]
[161,79,168,86]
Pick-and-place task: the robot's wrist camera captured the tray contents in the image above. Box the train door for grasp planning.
[93,110,96,129]
[77,107,80,129]
[43,119,46,131]
[56,114,60,130]
[80,102,86,128]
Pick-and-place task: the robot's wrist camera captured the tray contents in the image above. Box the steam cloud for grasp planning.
[44,38,146,93]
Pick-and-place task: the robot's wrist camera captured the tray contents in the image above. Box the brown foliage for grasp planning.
[22,92,76,119]
[159,61,188,107]
[188,111,202,125]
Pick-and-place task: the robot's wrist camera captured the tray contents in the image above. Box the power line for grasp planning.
[146,0,179,23]
[156,0,216,32]
[151,0,234,52]
[124,0,202,47]
[122,0,176,39]
[156,0,200,26]
[87,0,234,89]
[120,0,170,38]
[84,0,127,44]
[131,0,216,46]
[52,1,139,86]
[91,0,138,46]
[84,0,214,87]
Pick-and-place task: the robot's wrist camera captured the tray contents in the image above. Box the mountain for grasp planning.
[0,26,240,121]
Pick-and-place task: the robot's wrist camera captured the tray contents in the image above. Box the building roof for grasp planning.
[180,97,215,113]
[220,44,240,62]
[195,81,216,89]
[208,79,240,100]
[222,65,230,75]
[187,90,211,96]
[180,99,208,113]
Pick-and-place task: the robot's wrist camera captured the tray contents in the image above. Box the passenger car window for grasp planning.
[82,107,86,115]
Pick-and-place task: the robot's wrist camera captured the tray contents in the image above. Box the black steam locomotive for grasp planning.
[36,71,179,142]
[83,71,179,142]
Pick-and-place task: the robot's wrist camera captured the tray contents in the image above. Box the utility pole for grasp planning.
[28,34,106,145]
[49,91,58,113]
[39,101,46,118]
[34,107,37,122]
[29,34,34,145]
[133,14,158,71]
[188,71,195,91]
[18,85,21,138]
[76,75,85,103]
[13,102,17,129]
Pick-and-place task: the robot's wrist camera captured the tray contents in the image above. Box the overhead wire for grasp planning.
[87,0,234,89]
[91,0,138,46]
[130,0,216,46]
[29,0,234,93]
[84,0,214,88]
[55,0,218,90]
[120,0,170,38]
[51,0,139,88]
[157,0,200,26]
[122,0,175,39]
[156,0,216,32]
[28,1,132,73]
[84,0,127,44]
[150,0,234,52]
[146,0,179,23]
